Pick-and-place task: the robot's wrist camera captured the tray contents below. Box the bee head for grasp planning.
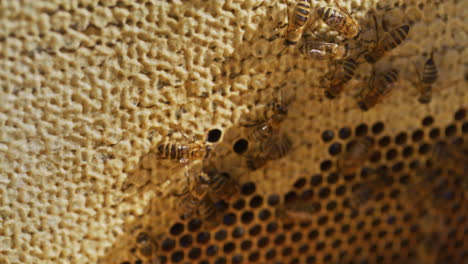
[357,101,369,111]
[324,90,336,100]
[273,101,288,115]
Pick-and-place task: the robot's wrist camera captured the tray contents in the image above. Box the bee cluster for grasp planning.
[121,1,465,264]
[278,0,438,109]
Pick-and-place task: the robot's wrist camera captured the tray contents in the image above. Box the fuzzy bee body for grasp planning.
[176,191,204,219]
[276,202,318,223]
[261,134,293,160]
[432,141,467,176]
[209,173,239,202]
[365,25,410,63]
[247,123,276,142]
[325,58,358,99]
[418,54,438,104]
[358,69,399,111]
[317,5,360,39]
[175,173,211,219]
[338,137,373,174]
[196,196,217,220]
[157,143,212,163]
[299,40,348,60]
[245,101,288,142]
[135,232,158,261]
[282,0,313,50]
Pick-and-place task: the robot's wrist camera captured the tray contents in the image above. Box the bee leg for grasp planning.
[335,0,353,19]
[177,127,197,143]
[372,14,379,43]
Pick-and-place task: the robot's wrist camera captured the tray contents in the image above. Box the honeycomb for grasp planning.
[0,0,467,264]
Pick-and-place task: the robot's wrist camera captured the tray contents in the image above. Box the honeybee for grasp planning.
[349,169,393,210]
[275,201,318,223]
[260,134,293,160]
[299,40,349,60]
[279,0,314,54]
[173,172,211,219]
[348,182,374,210]
[323,58,358,99]
[414,233,440,264]
[432,141,467,176]
[156,130,212,164]
[196,196,218,221]
[357,68,399,111]
[247,134,293,170]
[413,213,446,264]
[135,231,158,261]
[338,137,373,174]
[207,172,240,202]
[364,16,410,63]
[243,98,288,142]
[415,51,438,104]
[316,2,361,39]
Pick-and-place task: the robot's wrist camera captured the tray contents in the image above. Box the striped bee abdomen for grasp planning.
[294,0,311,27]
[383,25,410,51]
[422,57,438,84]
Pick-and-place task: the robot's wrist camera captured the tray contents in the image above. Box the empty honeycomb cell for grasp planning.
[339,127,352,139]
[180,234,193,247]
[395,132,408,145]
[463,122,468,133]
[329,142,342,156]
[412,130,424,142]
[223,242,235,253]
[267,194,280,206]
[257,236,269,248]
[265,249,276,260]
[161,238,176,252]
[197,232,210,244]
[188,247,202,260]
[241,211,254,224]
[170,223,184,236]
[232,199,245,210]
[258,209,271,221]
[241,240,252,251]
[188,219,203,232]
[429,127,441,139]
[371,122,384,134]
[206,245,219,257]
[355,124,369,137]
[445,124,457,137]
[207,128,222,142]
[249,225,262,236]
[422,116,434,126]
[386,148,398,161]
[232,254,243,263]
[322,130,334,142]
[454,108,466,120]
[170,251,184,262]
[379,136,391,147]
[232,226,245,238]
[215,230,227,241]
[293,177,307,189]
[248,251,260,262]
[240,182,256,196]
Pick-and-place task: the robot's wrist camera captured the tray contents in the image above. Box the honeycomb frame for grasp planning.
[0,0,466,263]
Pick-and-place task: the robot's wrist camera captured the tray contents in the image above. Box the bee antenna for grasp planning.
[278,45,288,55]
